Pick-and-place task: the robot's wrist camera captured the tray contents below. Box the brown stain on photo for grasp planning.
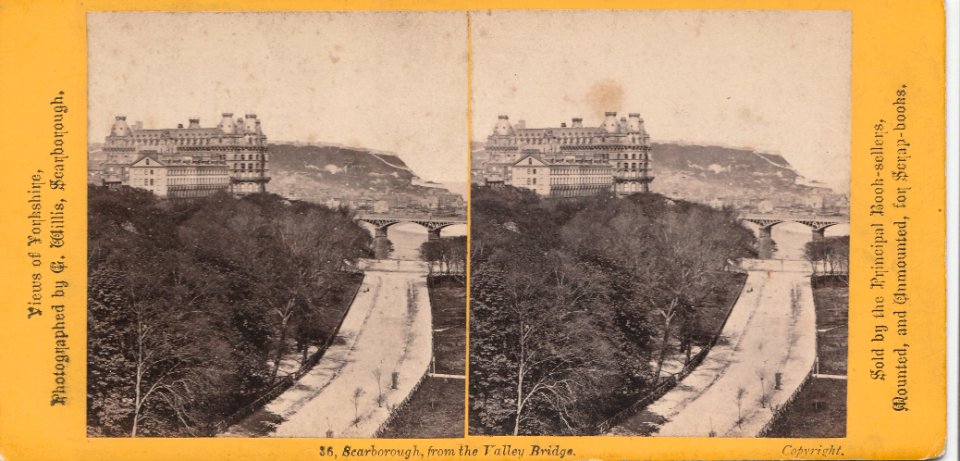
[329,43,344,64]
[585,79,625,118]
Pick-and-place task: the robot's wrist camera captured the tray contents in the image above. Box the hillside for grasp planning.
[268,143,464,212]
[268,143,415,194]
[647,142,844,211]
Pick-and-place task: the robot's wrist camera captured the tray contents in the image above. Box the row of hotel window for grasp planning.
[117,136,262,146]
[140,169,227,176]
[231,154,265,161]
[495,136,646,146]
[136,166,262,174]
[525,176,609,185]
[139,177,227,186]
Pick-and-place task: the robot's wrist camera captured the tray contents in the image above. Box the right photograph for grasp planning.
[468,10,851,438]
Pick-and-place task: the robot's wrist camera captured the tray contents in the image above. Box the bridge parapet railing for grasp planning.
[356,213,466,222]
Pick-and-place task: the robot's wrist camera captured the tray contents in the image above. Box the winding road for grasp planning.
[220,259,433,438]
[609,259,817,437]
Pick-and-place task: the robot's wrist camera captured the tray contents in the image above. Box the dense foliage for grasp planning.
[469,186,756,435]
[419,236,467,280]
[87,186,371,437]
[803,235,849,282]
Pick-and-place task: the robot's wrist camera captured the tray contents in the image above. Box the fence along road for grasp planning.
[608,258,817,437]
[220,259,433,438]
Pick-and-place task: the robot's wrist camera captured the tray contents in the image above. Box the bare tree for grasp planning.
[127,285,213,437]
[736,386,746,428]
[757,370,768,409]
[373,366,384,408]
[352,387,365,426]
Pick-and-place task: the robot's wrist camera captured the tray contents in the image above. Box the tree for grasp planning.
[803,235,849,284]
[89,248,228,437]
[469,187,756,435]
[87,186,372,437]
[419,240,442,275]
[373,365,384,408]
[471,190,627,435]
[352,387,365,425]
[420,236,466,280]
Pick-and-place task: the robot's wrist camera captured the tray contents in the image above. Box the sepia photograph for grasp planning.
[86,12,468,438]
[469,10,851,437]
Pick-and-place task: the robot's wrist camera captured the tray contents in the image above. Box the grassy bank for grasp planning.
[428,276,467,375]
[762,377,847,438]
[812,275,849,375]
[695,272,750,346]
[376,377,465,438]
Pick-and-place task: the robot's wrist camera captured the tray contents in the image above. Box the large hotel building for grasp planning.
[100,112,270,198]
[481,111,653,197]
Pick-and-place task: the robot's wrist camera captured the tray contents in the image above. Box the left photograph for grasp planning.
[86,12,468,438]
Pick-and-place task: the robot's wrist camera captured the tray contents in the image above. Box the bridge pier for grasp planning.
[811,228,826,242]
[372,226,392,259]
[757,226,776,259]
[742,217,784,260]
[373,236,392,260]
[427,228,442,241]
[796,219,840,245]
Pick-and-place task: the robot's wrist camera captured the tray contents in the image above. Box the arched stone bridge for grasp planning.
[356,213,466,259]
[355,213,467,241]
[739,214,849,259]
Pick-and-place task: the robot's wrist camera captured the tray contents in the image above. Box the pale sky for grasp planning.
[88,12,468,184]
[471,10,851,191]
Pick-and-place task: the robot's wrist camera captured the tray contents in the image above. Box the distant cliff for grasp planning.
[268,143,463,209]
[647,142,844,207]
[269,143,414,191]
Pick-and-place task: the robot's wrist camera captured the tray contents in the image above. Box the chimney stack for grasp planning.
[244,113,258,133]
[111,115,131,136]
[572,117,583,128]
[218,112,236,134]
[627,113,642,132]
[602,111,619,133]
[188,117,201,129]
[494,115,513,136]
